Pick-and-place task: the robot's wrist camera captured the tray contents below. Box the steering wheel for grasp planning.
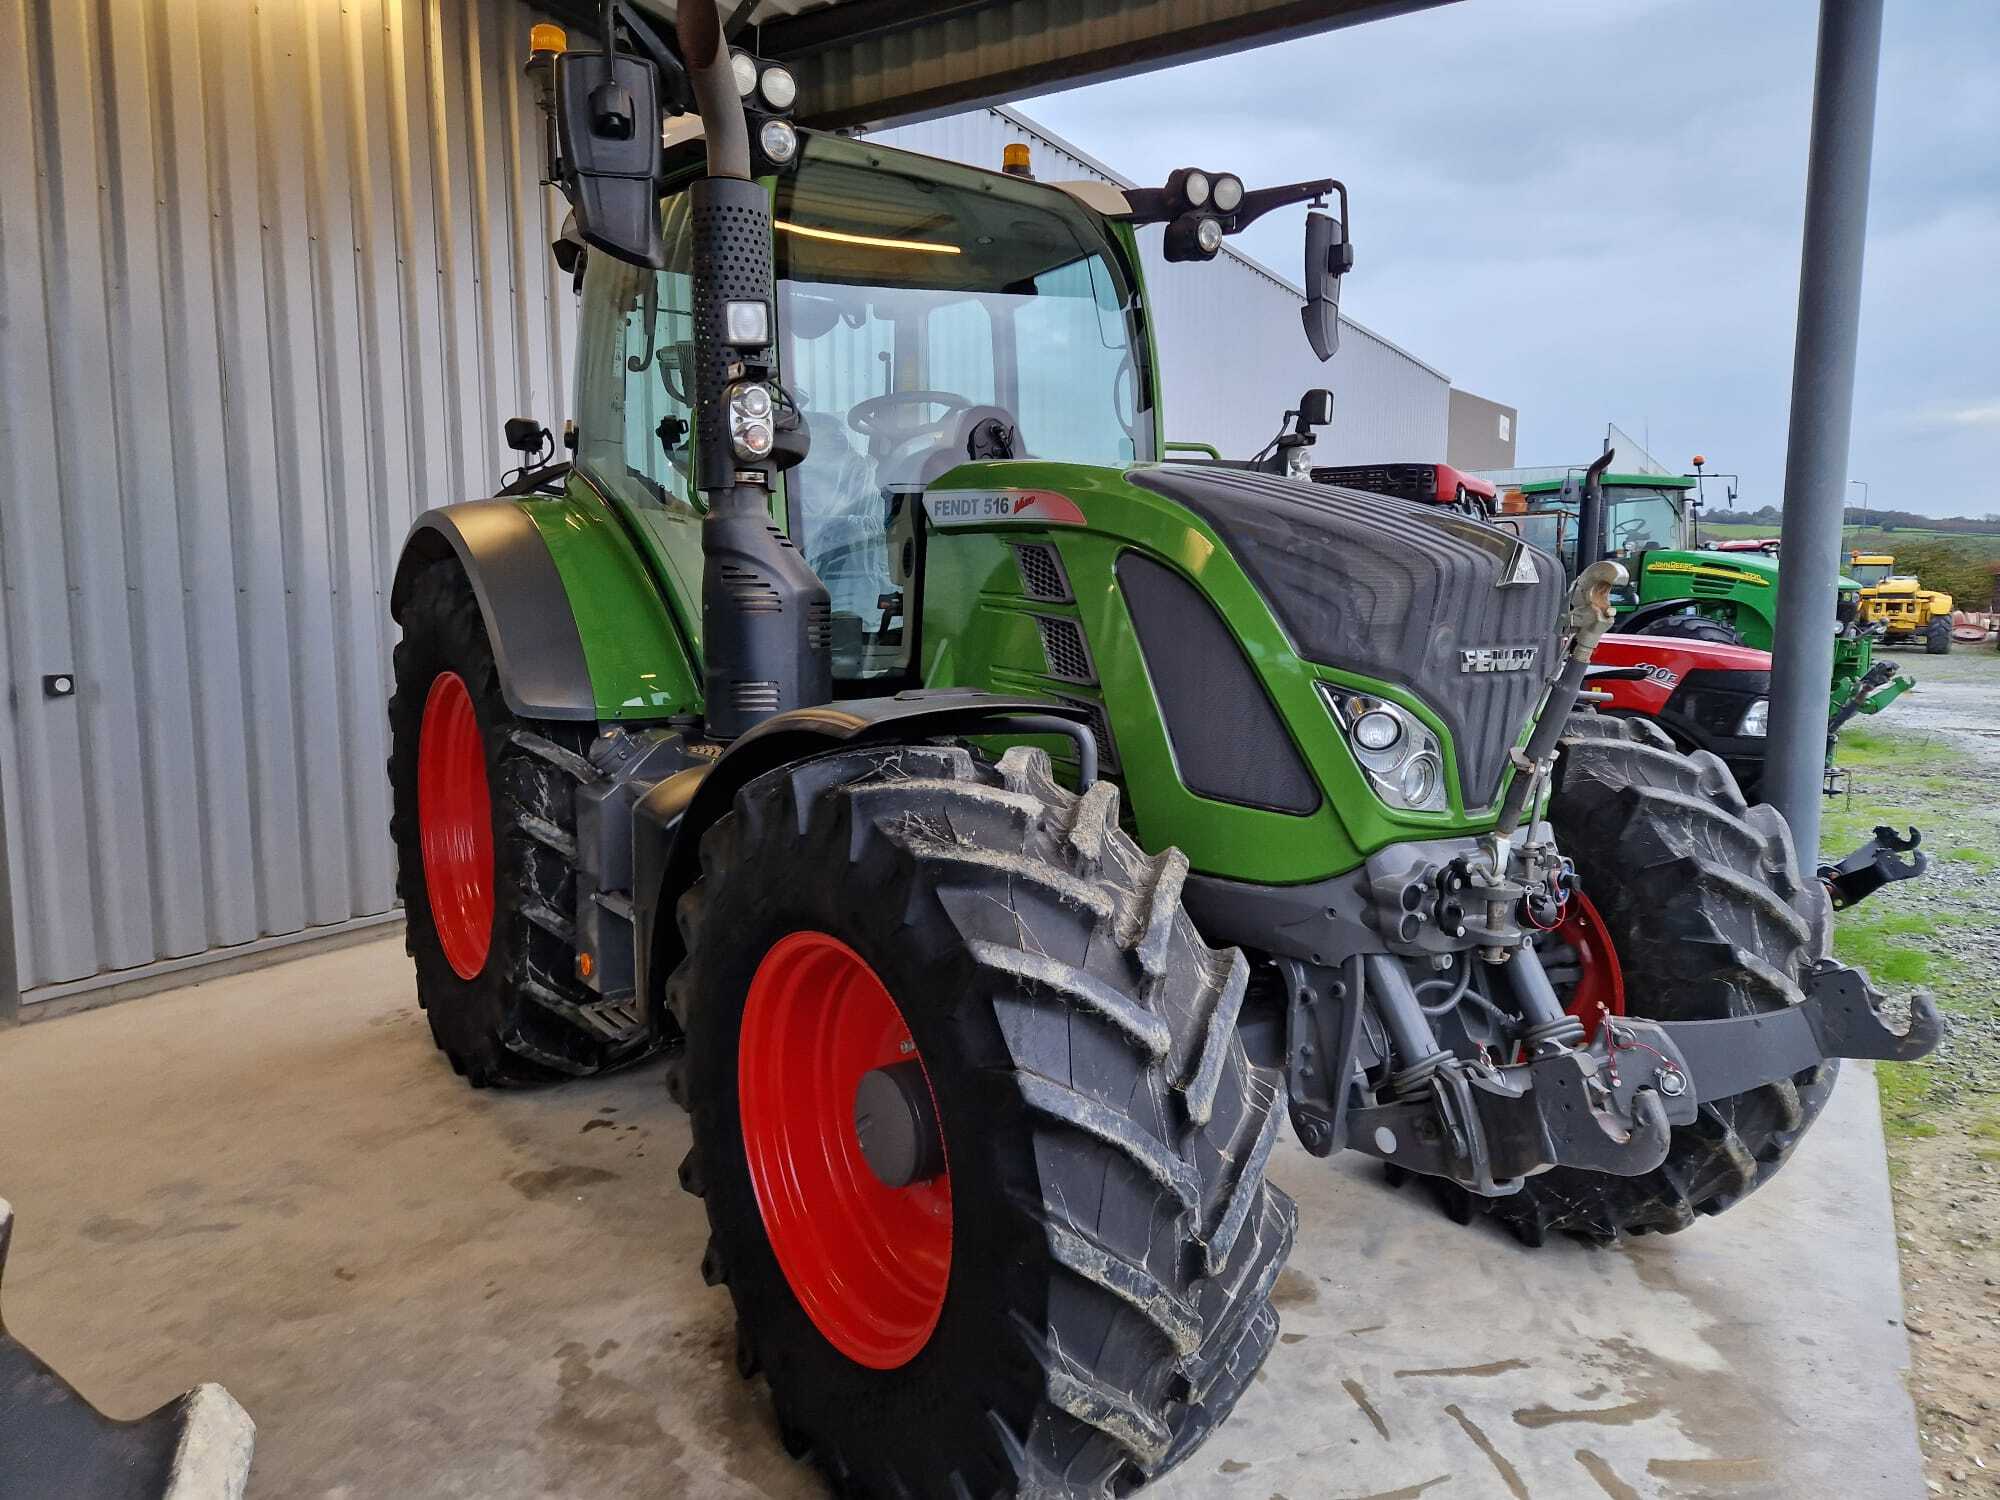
[848,390,974,443]
[1614,517,1650,547]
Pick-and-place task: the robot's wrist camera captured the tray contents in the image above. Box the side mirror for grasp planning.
[504,417,550,454]
[554,51,665,269]
[1302,197,1352,363]
[1296,388,1334,430]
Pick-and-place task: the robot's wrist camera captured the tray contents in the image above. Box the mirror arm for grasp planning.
[1229,178,1338,232]
[604,0,693,112]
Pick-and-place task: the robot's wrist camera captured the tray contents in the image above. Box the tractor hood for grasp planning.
[1643,549,1863,592]
[1128,464,1562,808]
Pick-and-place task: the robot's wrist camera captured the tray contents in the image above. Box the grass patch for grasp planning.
[1832,911,1936,987]
[1942,844,1999,872]
[1878,1061,1940,1139]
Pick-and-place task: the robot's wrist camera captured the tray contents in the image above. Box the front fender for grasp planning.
[393,494,699,723]
[630,692,1090,1015]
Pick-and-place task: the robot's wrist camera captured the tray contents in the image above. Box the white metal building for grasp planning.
[0,0,1480,1006]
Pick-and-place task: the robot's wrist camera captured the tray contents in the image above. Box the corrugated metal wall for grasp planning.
[866,107,1453,464]
[0,0,577,995]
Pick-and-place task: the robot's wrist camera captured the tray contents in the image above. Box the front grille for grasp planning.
[1118,552,1319,814]
[1035,615,1096,683]
[1129,464,1561,808]
[1014,542,1073,602]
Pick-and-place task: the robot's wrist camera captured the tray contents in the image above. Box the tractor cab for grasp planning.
[574,128,1159,682]
[1513,471,1696,581]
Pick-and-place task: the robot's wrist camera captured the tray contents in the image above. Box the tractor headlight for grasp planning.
[1353,710,1402,752]
[1195,215,1223,255]
[758,117,798,164]
[728,381,775,460]
[1212,173,1244,213]
[1738,697,1769,737]
[730,50,759,98]
[759,64,798,111]
[1319,684,1449,812]
[1182,169,1211,208]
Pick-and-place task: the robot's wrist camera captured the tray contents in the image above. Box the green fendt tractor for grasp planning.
[1511,470,1913,749]
[385,8,1939,1494]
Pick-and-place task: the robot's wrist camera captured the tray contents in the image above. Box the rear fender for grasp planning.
[630,693,1089,1016]
[392,495,699,723]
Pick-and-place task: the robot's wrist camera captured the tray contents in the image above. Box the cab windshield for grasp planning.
[1603,486,1687,555]
[775,134,1152,677]
[1848,562,1893,586]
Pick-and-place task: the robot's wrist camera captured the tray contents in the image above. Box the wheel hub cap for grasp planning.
[738,932,951,1369]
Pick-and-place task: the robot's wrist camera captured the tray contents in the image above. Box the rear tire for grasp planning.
[389,557,651,1085]
[1464,714,1835,1243]
[671,743,1295,1498]
[1926,619,1951,655]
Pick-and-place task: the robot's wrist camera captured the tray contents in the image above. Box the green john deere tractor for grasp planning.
[385,7,1939,1494]
[1512,471,1913,751]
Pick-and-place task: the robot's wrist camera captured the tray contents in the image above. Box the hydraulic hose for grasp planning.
[1494,558,1628,839]
[675,0,750,181]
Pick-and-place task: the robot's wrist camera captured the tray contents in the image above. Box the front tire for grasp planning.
[671,744,1295,1498]
[1475,715,1836,1244]
[1926,619,1952,655]
[389,557,651,1085]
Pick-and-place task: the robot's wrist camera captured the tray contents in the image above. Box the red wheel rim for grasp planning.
[739,932,952,1369]
[417,672,494,981]
[1552,889,1625,1041]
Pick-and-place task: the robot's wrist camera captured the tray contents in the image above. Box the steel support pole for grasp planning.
[0,772,17,1028]
[1765,0,1885,863]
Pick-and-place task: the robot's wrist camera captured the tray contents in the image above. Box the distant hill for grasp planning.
[1709,503,2000,536]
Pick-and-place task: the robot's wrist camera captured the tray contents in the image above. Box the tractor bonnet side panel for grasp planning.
[917,461,1528,885]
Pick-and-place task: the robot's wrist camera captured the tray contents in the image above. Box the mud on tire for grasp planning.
[388,557,650,1085]
[670,743,1296,1498]
[1476,713,1836,1244]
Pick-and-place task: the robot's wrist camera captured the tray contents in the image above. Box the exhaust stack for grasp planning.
[675,2,830,739]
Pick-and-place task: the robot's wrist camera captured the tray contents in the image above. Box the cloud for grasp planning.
[1020,0,2000,517]
[1911,403,2000,431]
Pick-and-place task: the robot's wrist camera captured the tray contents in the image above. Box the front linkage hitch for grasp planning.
[1342,958,1942,1193]
[1819,824,1927,911]
[1287,554,1944,1198]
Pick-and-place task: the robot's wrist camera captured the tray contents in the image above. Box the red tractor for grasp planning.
[1587,634,1775,798]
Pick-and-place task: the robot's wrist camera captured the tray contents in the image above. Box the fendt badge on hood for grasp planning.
[1460,646,1539,674]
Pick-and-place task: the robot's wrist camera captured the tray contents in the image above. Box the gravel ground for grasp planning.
[1823,644,2000,1496]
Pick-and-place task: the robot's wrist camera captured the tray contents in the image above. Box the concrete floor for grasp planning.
[0,937,1922,1500]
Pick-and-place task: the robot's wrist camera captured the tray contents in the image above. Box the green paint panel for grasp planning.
[920,461,1518,885]
[517,492,702,720]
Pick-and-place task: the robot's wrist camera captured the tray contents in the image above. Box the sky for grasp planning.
[1020,0,2000,518]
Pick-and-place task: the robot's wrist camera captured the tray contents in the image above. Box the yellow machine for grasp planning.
[1850,551,1954,654]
